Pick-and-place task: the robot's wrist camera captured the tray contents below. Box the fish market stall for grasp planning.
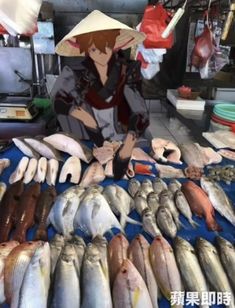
[0,0,235,307]
[0,136,235,308]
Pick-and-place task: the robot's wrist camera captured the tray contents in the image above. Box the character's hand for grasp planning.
[128,113,149,137]
[70,107,98,130]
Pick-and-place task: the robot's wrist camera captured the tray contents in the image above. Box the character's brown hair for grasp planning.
[75,29,120,54]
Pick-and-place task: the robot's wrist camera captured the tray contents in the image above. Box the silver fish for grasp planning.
[168,179,181,195]
[159,190,182,229]
[216,236,235,292]
[147,192,160,214]
[67,235,86,271]
[134,191,148,215]
[141,179,154,195]
[113,259,153,308]
[201,177,235,226]
[196,237,234,307]
[74,191,122,237]
[50,234,65,275]
[175,190,199,228]
[12,137,40,159]
[152,178,167,194]
[128,235,159,308]
[174,237,209,308]
[82,243,112,308]
[48,186,84,236]
[52,243,80,308]
[142,208,161,238]
[24,137,63,161]
[44,133,93,163]
[18,242,50,308]
[128,178,141,198]
[92,235,109,282]
[103,184,141,227]
[156,206,177,238]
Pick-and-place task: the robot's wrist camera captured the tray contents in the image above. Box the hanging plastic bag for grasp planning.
[140,4,174,49]
[0,0,42,35]
[136,50,160,79]
[137,43,166,63]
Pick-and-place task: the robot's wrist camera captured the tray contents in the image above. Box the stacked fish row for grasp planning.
[1,233,234,308]
[129,176,235,239]
[0,181,56,243]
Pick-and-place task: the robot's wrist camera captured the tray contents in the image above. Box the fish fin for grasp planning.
[62,200,73,216]
[189,219,199,229]
[34,227,48,241]
[125,216,142,226]
[91,203,101,219]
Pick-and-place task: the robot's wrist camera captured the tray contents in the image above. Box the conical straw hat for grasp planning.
[55,10,146,57]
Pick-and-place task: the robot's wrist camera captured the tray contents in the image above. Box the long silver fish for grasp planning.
[24,137,63,161]
[103,184,141,227]
[4,241,41,308]
[152,178,167,194]
[48,186,84,236]
[134,191,148,216]
[168,179,181,195]
[200,177,235,226]
[196,237,234,308]
[82,243,112,308]
[216,236,235,292]
[159,190,182,229]
[156,206,177,239]
[150,236,182,307]
[142,208,162,238]
[50,234,65,275]
[128,235,159,308]
[128,178,141,198]
[92,235,109,282]
[74,190,122,237]
[147,192,160,214]
[51,243,80,308]
[141,179,154,195]
[112,259,153,308]
[67,235,86,271]
[174,237,209,308]
[18,242,50,308]
[175,190,199,228]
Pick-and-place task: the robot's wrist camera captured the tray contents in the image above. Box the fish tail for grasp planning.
[206,216,222,232]
[12,229,26,243]
[34,226,48,241]
[125,216,142,226]
[189,219,199,229]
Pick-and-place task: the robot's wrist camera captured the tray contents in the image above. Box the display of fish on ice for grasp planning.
[44,133,93,163]
[74,190,122,237]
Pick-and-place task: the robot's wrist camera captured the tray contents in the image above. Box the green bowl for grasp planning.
[214,104,235,121]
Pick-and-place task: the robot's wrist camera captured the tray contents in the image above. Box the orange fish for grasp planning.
[181,181,221,231]
[134,163,154,176]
